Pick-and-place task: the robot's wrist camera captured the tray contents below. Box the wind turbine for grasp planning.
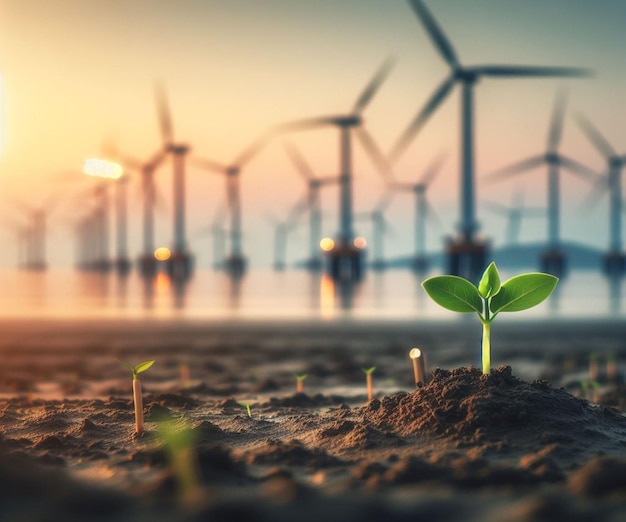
[118,151,166,276]
[155,83,193,279]
[284,142,337,270]
[576,113,626,276]
[485,91,598,275]
[11,198,57,271]
[354,192,394,270]
[193,135,271,276]
[391,0,591,279]
[275,58,394,281]
[390,153,446,272]
[482,191,544,246]
[267,195,308,271]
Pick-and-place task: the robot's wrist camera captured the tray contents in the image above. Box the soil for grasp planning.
[0,318,625,521]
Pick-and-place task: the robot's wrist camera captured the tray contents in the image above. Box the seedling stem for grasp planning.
[119,359,155,435]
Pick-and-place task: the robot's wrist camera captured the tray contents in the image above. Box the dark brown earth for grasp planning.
[0,319,625,521]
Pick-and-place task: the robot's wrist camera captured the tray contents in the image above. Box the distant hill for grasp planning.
[382,241,604,271]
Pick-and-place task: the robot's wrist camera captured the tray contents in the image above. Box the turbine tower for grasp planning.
[284,142,337,271]
[576,114,626,276]
[193,135,270,276]
[485,92,598,275]
[354,192,394,270]
[118,151,166,276]
[390,0,591,280]
[482,191,544,246]
[390,153,446,272]
[276,58,394,281]
[267,195,307,271]
[155,83,193,279]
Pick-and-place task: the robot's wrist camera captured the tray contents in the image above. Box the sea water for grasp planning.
[0,268,622,321]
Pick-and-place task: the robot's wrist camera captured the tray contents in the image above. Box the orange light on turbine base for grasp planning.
[320,237,335,252]
[154,247,171,261]
[353,237,367,249]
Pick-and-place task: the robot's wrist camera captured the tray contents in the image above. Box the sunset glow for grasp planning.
[83,158,123,180]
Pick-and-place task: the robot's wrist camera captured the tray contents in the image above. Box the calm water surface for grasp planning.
[0,268,622,321]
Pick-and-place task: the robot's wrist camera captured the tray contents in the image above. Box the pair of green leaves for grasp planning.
[422,262,558,320]
[119,360,155,380]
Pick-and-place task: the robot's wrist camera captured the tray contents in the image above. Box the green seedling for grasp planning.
[581,379,600,403]
[422,262,558,374]
[295,374,308,394]
[588,353,600,382]
[119,359,155,435]
[158,420,200,504]
[239,401,252,418]
[362,366,376,402]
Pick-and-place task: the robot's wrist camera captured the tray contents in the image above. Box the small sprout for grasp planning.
[422,262,558,374]
[295,374,308,394]
[409,347,427,386]
[239,401,252,418]
[158,420,200,503]
[581,379,600,403]
[362,366,376,402]
[606,353,618,383]
[588,353,600,382]
[119,359,155,435]
[179,361,191,389]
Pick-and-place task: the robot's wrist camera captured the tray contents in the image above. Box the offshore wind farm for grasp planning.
[0,0,625,317]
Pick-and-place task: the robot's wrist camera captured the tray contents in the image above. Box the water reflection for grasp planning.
[606,274,623,315]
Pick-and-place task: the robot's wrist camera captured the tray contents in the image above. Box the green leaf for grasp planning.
[490,273,558,313]
[135,360,155,374]
[362,367,376,375]
[477,262,501,299]
[118,359,134,373]
[422,275,483,314]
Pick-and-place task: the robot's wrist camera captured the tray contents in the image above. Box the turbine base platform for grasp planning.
[137,255,159,277]
[115,258,133,275]
[603,251,626,277]
[224,255,247,277]
[273,261,286,271]
[370,259,387,271]
[326,243,364,281]
[411,256,429,273]
[445,236,489,282]
[304,257,324,271]
[165,251,194,280]
[540,249,567,278]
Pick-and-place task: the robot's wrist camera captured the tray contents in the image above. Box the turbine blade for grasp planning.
[284,142,314,181]
[579,176,609,211]
[154,81,174,146]
[390,182,415,191]
[425,199,444,229]
[420,151,447,187]
[484,155,545,183]
[318,176,339,186]
[287,193,309,226]
[355,127,393,180]
[574,113,615,159]
[193,157,227,174]
[520,207,546,218]
[407,0,459,69]
[274,115,346,134]
[547,88,568,153]
[234,134,272,167]
[469,65,593,78]
[559,155,600,183]
[352,56,395,114]
[375,191,395,212]
[389,75,455,162]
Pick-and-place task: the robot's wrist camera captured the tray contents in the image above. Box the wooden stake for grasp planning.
[410,348,427,386]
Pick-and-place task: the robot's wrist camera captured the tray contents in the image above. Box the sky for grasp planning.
[0,0,625,269]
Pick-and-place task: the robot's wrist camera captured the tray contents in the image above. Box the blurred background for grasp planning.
[0,0,624,320]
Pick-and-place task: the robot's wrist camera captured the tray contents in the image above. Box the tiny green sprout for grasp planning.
[295,373,308,394]
[362,367,376,402]
[422,262,558,375]
[581,379,600,403]
[119,359,155,435]
[239,401,252,418]
[158,420,200,503]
